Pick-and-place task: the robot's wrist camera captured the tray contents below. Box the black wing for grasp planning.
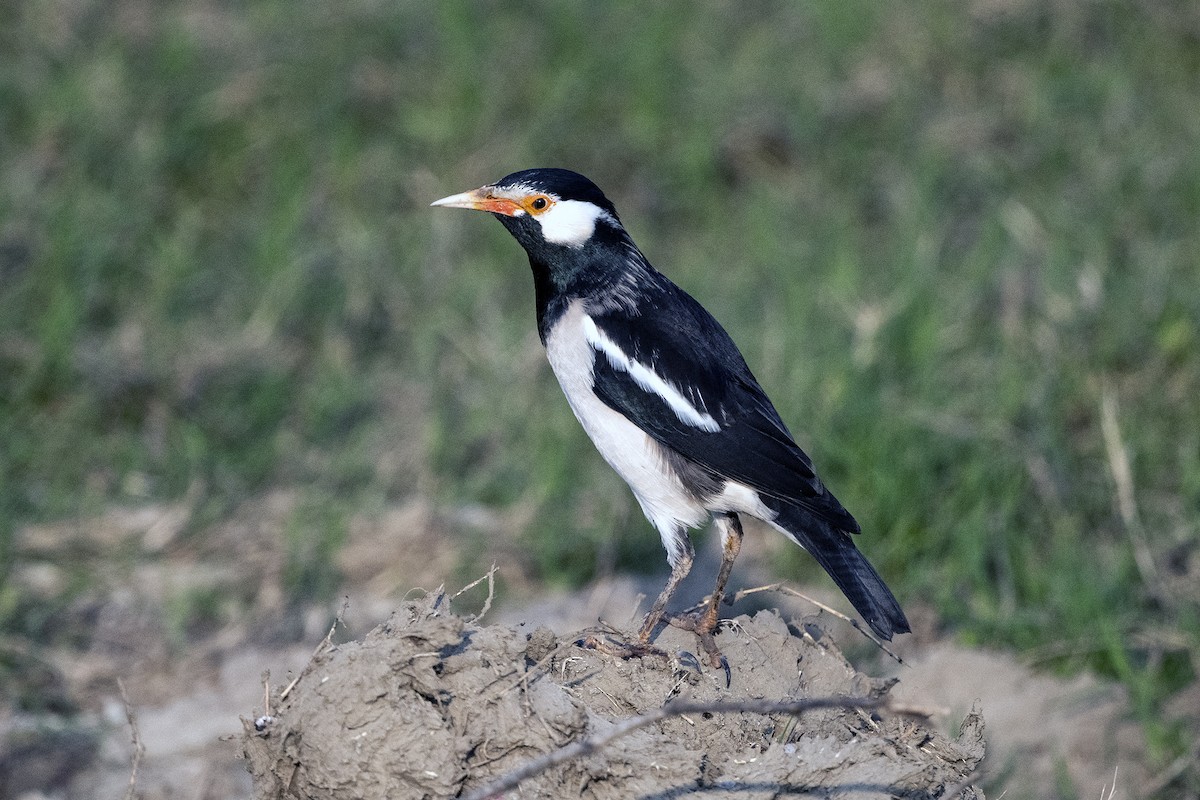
[586,276,860,533]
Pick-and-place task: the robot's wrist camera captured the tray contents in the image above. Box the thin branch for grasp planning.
[937,769,982,800]
[887,701,945,719]
[453,562,498,623]
[485,637,579,699]
[253,670,277,733]
[460,694,884,800]
[281,596,349,701]
[117,678,145,800]
[727,583,905,665]
[261,670,271,717]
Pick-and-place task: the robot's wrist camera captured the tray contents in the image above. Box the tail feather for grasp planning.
[769,502,910,640]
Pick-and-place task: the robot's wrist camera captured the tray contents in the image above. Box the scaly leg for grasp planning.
[637,539,695,643]
[668,513,744,681]
[577,530,694,661]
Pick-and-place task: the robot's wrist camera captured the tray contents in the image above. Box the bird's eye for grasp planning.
[530,196,550,211]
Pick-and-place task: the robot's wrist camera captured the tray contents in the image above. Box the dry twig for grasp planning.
[453,562,498,622]
[937,769,982,800]
[727,582,905,665]
[280,596,350,701]
[460,694,884,800]
[261,670,271,717]
[116,678,145,800]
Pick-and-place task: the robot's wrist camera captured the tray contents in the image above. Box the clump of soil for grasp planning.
[242,592,985,799]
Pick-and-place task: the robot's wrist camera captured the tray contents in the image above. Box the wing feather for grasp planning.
[584,280,860,533]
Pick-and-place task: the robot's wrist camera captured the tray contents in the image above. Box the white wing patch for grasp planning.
[536,200,616,247]
[582,315,721,433]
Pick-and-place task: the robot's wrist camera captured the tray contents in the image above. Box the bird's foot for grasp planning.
[666,610,731,687]
[574,633,669,662]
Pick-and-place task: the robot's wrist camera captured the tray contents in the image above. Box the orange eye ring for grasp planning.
[529,195,551,212]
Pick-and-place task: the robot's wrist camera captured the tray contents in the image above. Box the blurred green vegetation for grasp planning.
[1,0,1198,792]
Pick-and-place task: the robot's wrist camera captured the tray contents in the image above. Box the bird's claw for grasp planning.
[665,610,732,687]
[717,654,731,687]
[574,634,668,661]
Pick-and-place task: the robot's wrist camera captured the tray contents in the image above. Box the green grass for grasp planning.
[1,0,1198,794]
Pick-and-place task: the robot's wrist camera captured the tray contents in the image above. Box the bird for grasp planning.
[431,168,909,674]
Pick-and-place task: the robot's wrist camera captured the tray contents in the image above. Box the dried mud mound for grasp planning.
[242,595,985,799]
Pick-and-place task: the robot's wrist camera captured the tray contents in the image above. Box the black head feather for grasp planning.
[476,169,641,338]
[493,168,620,220]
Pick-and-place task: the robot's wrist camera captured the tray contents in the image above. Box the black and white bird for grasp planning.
[432,168,909,669]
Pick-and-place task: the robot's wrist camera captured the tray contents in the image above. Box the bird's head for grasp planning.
[431,168,624,259]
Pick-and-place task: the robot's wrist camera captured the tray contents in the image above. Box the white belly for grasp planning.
[544,302,709,565]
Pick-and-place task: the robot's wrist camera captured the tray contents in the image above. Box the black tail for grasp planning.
[768,501,910,640]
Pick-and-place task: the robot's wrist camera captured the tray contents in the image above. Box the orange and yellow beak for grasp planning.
[430,186,523,217]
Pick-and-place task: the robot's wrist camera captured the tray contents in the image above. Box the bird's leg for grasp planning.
[668,513,744,678]
[637,539,695,643]
[705,512,745,633]
[576,531,693,662]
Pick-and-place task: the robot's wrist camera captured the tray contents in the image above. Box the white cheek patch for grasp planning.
[536,200,615,247]
[582,315,721,433]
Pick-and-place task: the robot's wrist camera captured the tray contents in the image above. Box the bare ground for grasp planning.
[1,495,1165,799]
[240,591,985,799]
